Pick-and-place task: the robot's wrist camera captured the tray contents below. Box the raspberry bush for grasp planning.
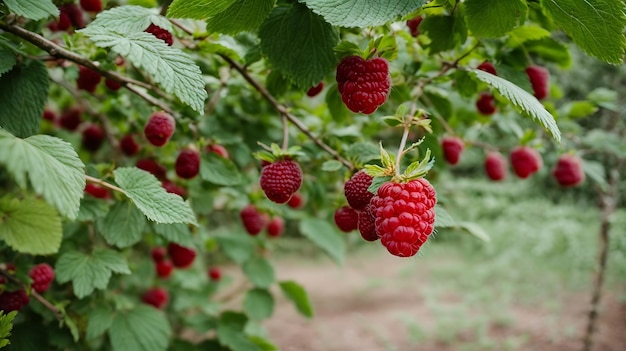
[0,0,624,350]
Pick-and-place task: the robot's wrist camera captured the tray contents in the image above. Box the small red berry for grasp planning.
[141,287,169,309]
[510,146,543,179]
[477,61,497,75]
[77,66,102,93]
[81,124,105,152]
[120,134,140,156]
[206,144,229,159]
[59,107,82,131]
[175,148,201,179]
[145,24,173,46]
[136,159,167,179]
[48,12,72,32]
[80,0,102,13]
[42,109,56,122]
[29,264,55,293]
[441,136,464,165]
[526,65,549,100]
[334,206,358,233]
[259,159,303,204]
[476,92,497,115]
[0,289,29,312]
[358,205,378,242]
[484,152,507,181]
[336,55,390,114]
[84,183,111,199]
[208,267,221,281]
[144,111,175,147]
[105,78,122,91]
[151,247,167,263]
[306,82,324,97]
[553,154,585,187]
[406,16,423,37]
[240,205,269,236]
[60,3,85,29]
[267,217,285,237]
[287,192,304,209]
[167,243,196,269]
[161,180,187,197]
[344,170,374,211]
[155,260,174,279]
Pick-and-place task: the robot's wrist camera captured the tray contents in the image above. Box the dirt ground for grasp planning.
[263,249,626,351]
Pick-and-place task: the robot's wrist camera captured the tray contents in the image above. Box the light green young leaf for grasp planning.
[243,257,275,288]
[56,249,131,298]
[168,0,235,19]
[278,281,314,318]
[97,201,147,248]
[0,197,62,255]
[0,129,85,219]
[244,288,275,320]
[205,0,274,35]
[3,0,58,20]
[79,29,206,112]
[87,5,172,32]
[467,69,561,142]
[0,60,49,138]
[114,167,197,225]
[464,0,527,38]
[109,306,171,351]
[541,0,626,64]
[0,311,17,349]
[0,50,16,77]
[86,307,114,340]
[259,4,339,88]
[300,0,426,28]
[200,152,244,186]
[506,25,551,47]
[299,218,345,264]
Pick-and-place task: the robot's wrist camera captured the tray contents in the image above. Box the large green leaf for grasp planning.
[467,69,561,142]
[87,5,172,32]
[299,218,345,264]
[0,60,49,138]
[0,129,85,219]
[215,233,255,264]
[242,257,275,288]
[167,0,235,19]
[86,307,114,341]
[278,281,313,318]
[464,0,527,38]
[97,201,147,248]
[244,288,274,320]
[541,0,626,64]
[420,13,468,54]
[79,28,206,113]
[205,0,275,35]
[299,0,426,28]
[3,0,58,20]
[0,197,62,255]
[56,249,131,298]
[0,49,16,78]
[109,306,171,351]
[114,167,198,225]
[259,4,339,88]
[200,152,244,186]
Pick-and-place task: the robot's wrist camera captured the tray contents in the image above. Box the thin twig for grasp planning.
[85,175,125,194]
[281,115,289,151]
[0,269,64,321]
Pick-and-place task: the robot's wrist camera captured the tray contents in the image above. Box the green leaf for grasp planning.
[541,0,626,65]
[77,197,110,222]
[152,223,195,247]
[217,324,262,351]
[464,0,527,38]
[467,69,561,142]
[0,50,16,78]
[244,288,274,320]
[562,101,598,119]
[87,5,172,32]
[56,249,131,298]
[0,129,85,219]
[79,29,206,113]
[109,306,171,351]
[205,0,275,35]
[86,307,114,340]
[434,205,456,228]
[321,160,343,172]
[299,218,345,264]
[3,0,58,20]
[168,0,235,19]
[300,0,426,28]
[97,201,147,248]
[456,221,491,242]
[366,175,391,194]
[0,197,62,255]
[506,25,551,46]
[278,281,313,318]
[0,60,49,138]
[259,4,339,88]
[215,233,255,264]
[0,311,17,349]
[242,257,275,288]
[200,152,244,186]
[420,13,467,54]
[114,167,197,225]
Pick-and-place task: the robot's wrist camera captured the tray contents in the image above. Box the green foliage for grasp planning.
[464,0,527,38]
[2,0,58,20]
[279,281,314,318]
[200,153,244,186]
[108,306,171,351]
[243,257,275,288]
[97,201,147,248]
[87,5,172,32]
[0,49,16,77]
[299,218,346,264]
[244,288,275,320]
[300,0,426,28]
[204,0,275,35]
[420,13,467,54]
[0,311,17,349]
[167,0,235,20]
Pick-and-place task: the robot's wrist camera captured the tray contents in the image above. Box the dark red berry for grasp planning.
[105,78,122,91]
[306,82,324,97]
[476,92,496,115]
[206,144,229,159]
[553,154,584,187]
[175,148,200,179]
[240,205,269,236]
[259,159,303,204]
[161,180,187,197]
[48,12,72,32]
[336,56,390,114]
[141,287,168,309]
[477,61,497,75]
[406,16,423,37]
[144,111,175,147]
[81,124,105,152]
[145,24,173,46]
[136,159,167,180]
[84,183,111,199]
[287,192,304,209]
[526,65,549,100]
[510,146,543,179]
[155,260,173,279]
[43,109,56,122]
[59,107,82,131]
[167,243,196,269]
[77,66,102,93]
[208,267,221,281]
[344,170,374,211]
[29,264,55,293]
[267,217,285,237]
[120,134,140,156]
[80,0,102,13]
[334,206,358,233]
[441,136,464,165]
[151,247,167,263]
[358,205,378,242]
[0,289,29,312]
[484,152,507,181]
[60,3,85,29]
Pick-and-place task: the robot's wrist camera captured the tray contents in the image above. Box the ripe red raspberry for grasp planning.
[161,180,187,197]
[476,92,496,115]
[59,107,82,131]
[306,82,324,97]
[370,179,437,257]
[60,3,85,29]
[334,206,358,233]
[336,56,390,114]
[477,61,497,75]
[167,243,196,269]
[344,170,374,211]
[287,192,304,209]
[48,12,72,32]
[266,217,285,237]
[105,78,122,91]
[208,267,221,281]
[406,16,423,37]
[144,111,175,147]
[0,289,29,312]
[510,146,543,179]
[553,154,585,187]
[240,204,269,236]
[526,65,549,100]
[84,183,111,199]
[155,260,173,279]
[77,66,102,93]
[80,0,102,12]
[259,159,302,204]
[81,124,105,152]
[42,109,56,122]
[206,144,229,159]
[29,263,55,293]
[145,24,174,46]
[141,287,169,309]
[175,148,200,179]
[441,136,464,165]
[136,159,167,179]
[120,134,140,156]
[358,205,378,242]
[484,152,507,181]
[151,247,167,263]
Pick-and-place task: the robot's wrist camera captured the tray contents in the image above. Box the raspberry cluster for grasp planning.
[336,56,390,114]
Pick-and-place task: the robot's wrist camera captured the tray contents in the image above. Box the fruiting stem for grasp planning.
[281,114,289,151]
[85,175,125,194]
[0,269,64,321]
[395,125,410,175]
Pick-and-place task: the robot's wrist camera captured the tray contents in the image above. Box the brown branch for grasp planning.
[0,269,64,321]
[85,175,125,194]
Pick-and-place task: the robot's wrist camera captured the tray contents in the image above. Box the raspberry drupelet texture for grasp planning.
[29,263,55,293]
[259,159,302,204]
[175,148,200,179]
[344,170,374,211]
[0,289,29,312]
[167,243,196,269]
[357,205,378,242]
[336,56,390,114]
[510,146,543,179]
[484,151,507,181]
[441,136,464,165]
[334,206,359,233]
[553,154,585,187]
[145,24,174,46]
[240,205,269,236]
[370,179,437,257]
[144,111,175,147]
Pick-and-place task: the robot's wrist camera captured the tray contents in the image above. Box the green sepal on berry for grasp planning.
[334,35,397,61]
[253,143,305,163]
